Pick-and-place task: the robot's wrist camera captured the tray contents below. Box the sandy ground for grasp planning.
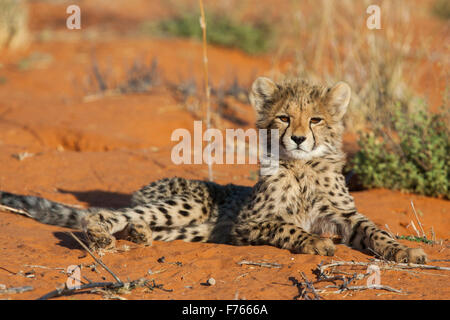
[0,0,448,300]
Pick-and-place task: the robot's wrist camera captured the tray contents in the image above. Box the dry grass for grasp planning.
[157,1,445,135]
[0,0,29,50]
[270,0,441,133]
[71,0,445,136]
[81,55,162,101]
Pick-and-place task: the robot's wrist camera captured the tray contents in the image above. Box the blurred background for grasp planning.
[0,2,449,300]
[0,0,448,199]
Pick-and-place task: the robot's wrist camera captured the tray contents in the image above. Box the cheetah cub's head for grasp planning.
[249,77,351,160]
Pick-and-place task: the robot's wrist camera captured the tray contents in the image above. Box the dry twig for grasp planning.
[38,278,172,300]
[319,260,450,272]
[38,281,118,300]
[289,274,322,300]
[409,220,421,237]
[68,232,122,284]
[24,264,65,271]
[324,284,403,294]
[237,260,282,268]
[198,0,213,182]
[0,204,32,218]
[0,286,33,295]
[410,201,426,238]
[302,258,450,299]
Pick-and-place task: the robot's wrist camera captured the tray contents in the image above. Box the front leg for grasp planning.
[336,211,427,264]
[81,209,127,250]
[233,221,335,256]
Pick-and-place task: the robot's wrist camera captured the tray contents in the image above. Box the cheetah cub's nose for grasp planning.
[291,135,306,145]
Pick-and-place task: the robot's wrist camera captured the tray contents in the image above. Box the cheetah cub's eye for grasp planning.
[278,116,290,123]
[310,117,322,124]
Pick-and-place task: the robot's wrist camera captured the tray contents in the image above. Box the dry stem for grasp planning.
[198,0,213,182]
[0,204,32,218]
[410,201,426,238]
[237,260,282,268]
[68,232,122,284]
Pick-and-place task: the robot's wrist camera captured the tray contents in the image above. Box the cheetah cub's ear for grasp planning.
[249,77,278,114]
[326,81,351,121]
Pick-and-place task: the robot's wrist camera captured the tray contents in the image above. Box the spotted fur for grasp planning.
[0,77,426,264]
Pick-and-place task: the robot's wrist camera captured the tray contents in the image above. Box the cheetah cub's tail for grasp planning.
[0,191,86,229]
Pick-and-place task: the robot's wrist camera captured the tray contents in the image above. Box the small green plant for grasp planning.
[16,52,53,71]
[353,104,449,199]
[396,235,434,245]
[145,12,273,54]
[248,170,259,181]
[432,0,450,20]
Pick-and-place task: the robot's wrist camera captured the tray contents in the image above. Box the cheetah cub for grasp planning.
[0,77,426,264]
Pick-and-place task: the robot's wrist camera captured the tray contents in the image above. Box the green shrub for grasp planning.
[352,104,449,199]
[145,12,272,54]
[396,235,433,245]
[432,0,450,20]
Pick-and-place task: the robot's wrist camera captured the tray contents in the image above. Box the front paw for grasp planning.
[82,217,116,251]
[126,222,153,246]
[85,228,116,251]
[301,237,335,256]
[394,248,427,264]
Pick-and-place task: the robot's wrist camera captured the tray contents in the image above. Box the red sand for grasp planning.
[0,0,448,300]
